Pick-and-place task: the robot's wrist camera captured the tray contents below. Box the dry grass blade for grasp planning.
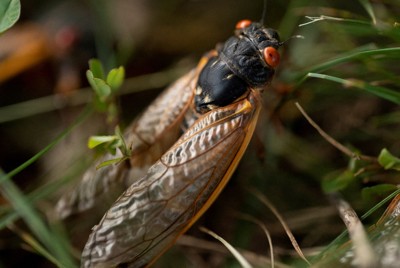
[199,226,253,268]
[377,194,400,225]
[298,15,371,27]
[0,67,183,123]
[329,193,378,267]
[295,102,376,163]
[299,15,346,27]
[8,224,65,268]
[178,235,288,267]
[236,213,275,268]
[248,187,311,265]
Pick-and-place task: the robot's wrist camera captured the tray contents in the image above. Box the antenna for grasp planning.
[260,0,268,25]
[279,35,305,46]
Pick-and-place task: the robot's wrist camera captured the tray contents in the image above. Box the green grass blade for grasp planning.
[313,188,400,262]
[0,67,183,124]
[0,170,77,268]
[295,47,400,81]
[360,188,400,221]
[0,106,91,266]
[307,73,400,105]
[0,105,93,184]
[0,155,88,229]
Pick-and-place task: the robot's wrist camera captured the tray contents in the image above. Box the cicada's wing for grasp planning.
[124,67,199,186]
[55,153,129,219]
[81,91,262,268]
[55,64,204,219]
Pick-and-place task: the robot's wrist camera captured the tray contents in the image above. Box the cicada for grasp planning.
[56,19,282,267]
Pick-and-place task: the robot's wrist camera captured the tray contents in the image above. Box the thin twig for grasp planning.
[295,102,377,163]
[200,227,253,268]
[235,213,275,268]
[299,15,371,27]
[248,187,311,265]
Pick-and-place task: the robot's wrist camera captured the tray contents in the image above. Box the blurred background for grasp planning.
[1,0,400,267]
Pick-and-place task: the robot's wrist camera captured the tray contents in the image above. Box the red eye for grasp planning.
[235,19,252,29]
[263,47,280,68]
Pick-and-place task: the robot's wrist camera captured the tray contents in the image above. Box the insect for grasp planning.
[56,17,282,267]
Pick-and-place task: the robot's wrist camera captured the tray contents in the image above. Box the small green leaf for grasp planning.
[88,135,118,149]
[378,148,400,171]
[93,78,112,100]
[86,70,96,89]
[96,156,128,169]
[87,70,111,101]
[88,59,105,80]
[322,169,355,193]
[107,66,125,91]
[0,0,20,33]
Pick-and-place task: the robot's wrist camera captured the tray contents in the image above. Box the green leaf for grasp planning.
[322,169,355,193]
[88,59,105,80]
[92,78,111,100]
[378,148,400,171]
[86,70,111,101]
[88,135,118,149]
[0,0,20,33]
[86,69,96,88]
[107,66,125,91]
[96,156,128,169]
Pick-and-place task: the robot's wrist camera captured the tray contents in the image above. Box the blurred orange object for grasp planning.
[0,23,53,84]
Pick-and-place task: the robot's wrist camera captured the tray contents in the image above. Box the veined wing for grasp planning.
[55,59,207,219]
[81,91,262,267]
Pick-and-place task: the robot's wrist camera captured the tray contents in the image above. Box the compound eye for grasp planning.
[235,19,252,29]
[263,46,280,68]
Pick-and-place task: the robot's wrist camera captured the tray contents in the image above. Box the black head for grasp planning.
[236,20,281,53]
[220,20,281,87]
[195,20,282,114]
